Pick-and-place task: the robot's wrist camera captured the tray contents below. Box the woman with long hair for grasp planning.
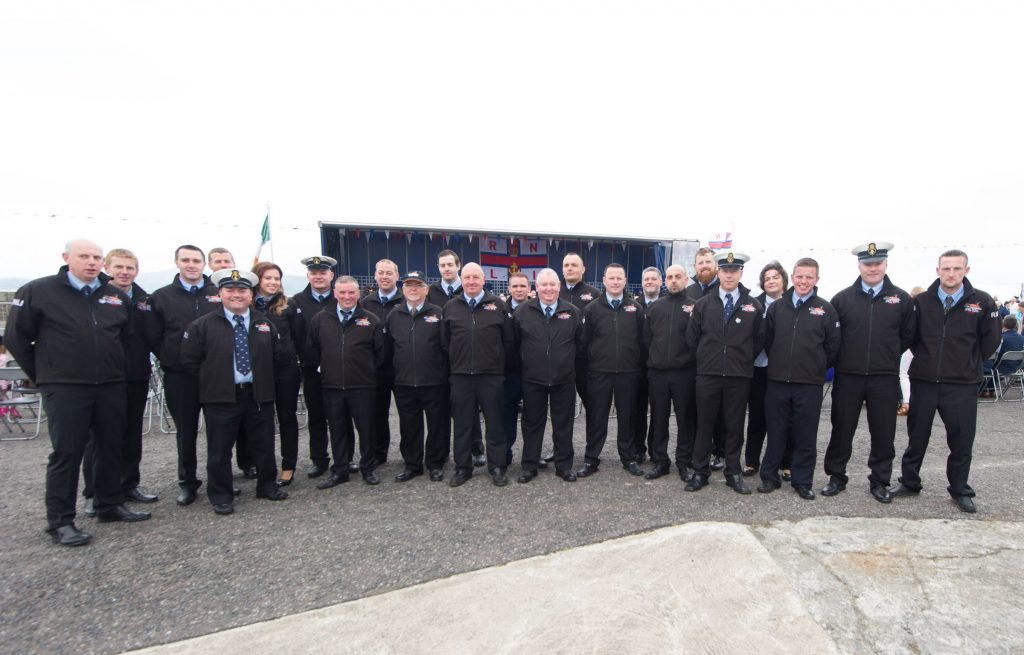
[252,262,303,486]
[743,261,791,477]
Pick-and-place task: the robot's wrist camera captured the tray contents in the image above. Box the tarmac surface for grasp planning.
[1,394,1022,654]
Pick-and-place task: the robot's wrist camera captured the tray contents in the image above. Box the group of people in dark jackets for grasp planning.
[4,238,999,547]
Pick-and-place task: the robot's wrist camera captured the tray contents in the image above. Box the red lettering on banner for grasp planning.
[528,243,538,253]
[488,240,498,251]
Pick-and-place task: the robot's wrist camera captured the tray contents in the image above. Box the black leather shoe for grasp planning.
[684,474,708,492]
[362,471,381,486]
[348,462,360,474]
[83,497,96,517]
[709,456,725,471]
[821,480,846,497]
[889,483,920,498]
[242,466,258,480]
[97,505,152,522]
[125,487,159,503]
[213,503,234,515]
[757,480,780,494]
[449,470,472,487]
[490,467,509,487]
[954,496,977,513]
[795,487,815,500]
[555,468,577,482]
[429,469,444,482]
[473,455,487,467]
[176,489,198,506]
[233,484,241,497]
[871,486,893,504]
[679,467,695,483]
[307,464,329,478]
[575,462,599,478]
[644,465,670,480]
[257,488,288,501]
[395,469,423,483]
[623,461,644,476]
[276,477,293,488]
[316,473,349,489]
[517,470,538,484]
[48,524,92,546]
[726,475,752,495]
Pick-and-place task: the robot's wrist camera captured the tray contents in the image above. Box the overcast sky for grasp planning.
[2,1,1022,298]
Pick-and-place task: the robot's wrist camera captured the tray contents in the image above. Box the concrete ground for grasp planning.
[1,396,1022,654]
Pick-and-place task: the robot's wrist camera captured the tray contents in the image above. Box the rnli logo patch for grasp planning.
[207,296,222,303]
[423,315,440,323]
[557,312,572,320]
[740,303,756,313]
[483,303,498,311]
[256,324,271,333]
[964,303,982,314]
[884,295,901,304]
[98,295,123,306]
[136,302,151,312]
[808,306,825,316]
[11,298,23,307]
[624,305,637,312]
[682,304,693,314]
[354,318,371,326]
[580,293,594,301]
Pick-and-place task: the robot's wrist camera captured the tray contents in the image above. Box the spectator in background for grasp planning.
[898,286,926,416]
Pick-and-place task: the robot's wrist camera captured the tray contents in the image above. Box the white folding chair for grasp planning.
[0,366,44,441]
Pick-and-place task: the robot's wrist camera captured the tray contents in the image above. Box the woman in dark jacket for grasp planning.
[252,262,303,486]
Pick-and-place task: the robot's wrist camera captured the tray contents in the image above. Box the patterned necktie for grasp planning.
[545,306,553,321]
[469,298,477,309]
[447,285,454,297]
[233,315,251,376]
[341,309,352,324]
[189,285,199,295]
[944,296,954,315]
[612,299,621,310]
[82,285,92,297]
[410,307,417,318]
[723,294,734,324]
[380,295,387,305]
[867,288,875,299]
[796,298,805,309]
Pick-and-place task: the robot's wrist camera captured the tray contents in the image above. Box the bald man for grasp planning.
[6,239,151,547]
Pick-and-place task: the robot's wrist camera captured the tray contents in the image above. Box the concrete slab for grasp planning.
[753,517,1024,655]
[131,522,837,655]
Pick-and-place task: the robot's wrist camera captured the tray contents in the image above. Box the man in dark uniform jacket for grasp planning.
[685,252,764,494]
[559,252,600,417]
[291,255,339,477]
[576,263,646,479]
[822,242,915,503]
[513,268,584,482]
[5,239,150,546]
[385,271,450,482]
[359,258,404,466]
[891,250,1000,513]
[643,264,698,482]
[82,248,160,516]
[308,275,389,488]
[758,258,841,500]
[502,272,531,465]
[442,263,513,487]
[180,269,290,514]
[633,267,664,461]
[148,245,224,506]
[685,246,728,471]
[427,249,486,465]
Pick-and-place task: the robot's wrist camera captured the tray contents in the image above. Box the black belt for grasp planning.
[235,383,253,390]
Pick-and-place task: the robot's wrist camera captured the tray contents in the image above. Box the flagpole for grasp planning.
[267,202,275,262]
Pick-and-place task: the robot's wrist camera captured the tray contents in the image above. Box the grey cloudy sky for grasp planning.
[2,1,1022,298]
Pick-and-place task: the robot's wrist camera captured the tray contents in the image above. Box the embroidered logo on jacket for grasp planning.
[136,302,151,312]
[808,306,825,316]
[98,295,123,306]
[256,324,271,333]
[423,316,440,323]
[682,304,693,314]
[354,318,371,326]
[207,296,222,303]
[483,303,498,311]
[580,293,594,301]
[883,295,901,304]
[964,303,982,314]
[557,312,572,320]
[623,305,637,312]
[740,303,756,313]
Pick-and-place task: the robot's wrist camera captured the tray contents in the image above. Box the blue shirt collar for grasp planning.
[793,290,814,307]
[379,289,396,302]
[407,303,423,314]
[540,301,558,314]
[605,293,624,305]
[718,287,737,304]
[337,305,356,321]
[67,272,101,293]
[464,290,486,305]
[224,308,250,326]
[861,280,884,296]
[938,285,965,306]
